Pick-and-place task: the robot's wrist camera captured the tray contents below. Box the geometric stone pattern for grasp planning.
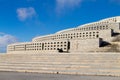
[7,16,120,54]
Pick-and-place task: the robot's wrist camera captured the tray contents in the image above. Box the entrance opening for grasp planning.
[57,48,63,53]
[67,41,70,50]
[42,43,44,50]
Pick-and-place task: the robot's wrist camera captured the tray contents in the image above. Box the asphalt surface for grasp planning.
[0,71,120,80]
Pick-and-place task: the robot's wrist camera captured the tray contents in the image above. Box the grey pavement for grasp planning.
[0,71,120,80]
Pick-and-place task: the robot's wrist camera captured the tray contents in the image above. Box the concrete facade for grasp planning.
[7,16,120,54]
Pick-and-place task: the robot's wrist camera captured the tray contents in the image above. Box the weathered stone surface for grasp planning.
[0,53,120,76]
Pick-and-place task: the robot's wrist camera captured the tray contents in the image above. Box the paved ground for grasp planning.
[0,71,120,80]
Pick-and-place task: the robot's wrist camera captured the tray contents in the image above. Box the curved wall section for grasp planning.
[7,16,120,54]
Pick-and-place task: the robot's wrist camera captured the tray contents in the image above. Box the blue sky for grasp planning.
[0,0,120,52]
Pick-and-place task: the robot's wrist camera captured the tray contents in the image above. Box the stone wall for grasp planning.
[70,38,101,52]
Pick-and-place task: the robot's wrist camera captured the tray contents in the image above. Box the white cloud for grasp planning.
[56,0,82,13]
[56,0,96,14]
[0,33,18,53]
[17,7,36,21]
[56,0,82,8]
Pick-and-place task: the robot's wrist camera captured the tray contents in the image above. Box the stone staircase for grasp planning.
[0,53,120,76]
